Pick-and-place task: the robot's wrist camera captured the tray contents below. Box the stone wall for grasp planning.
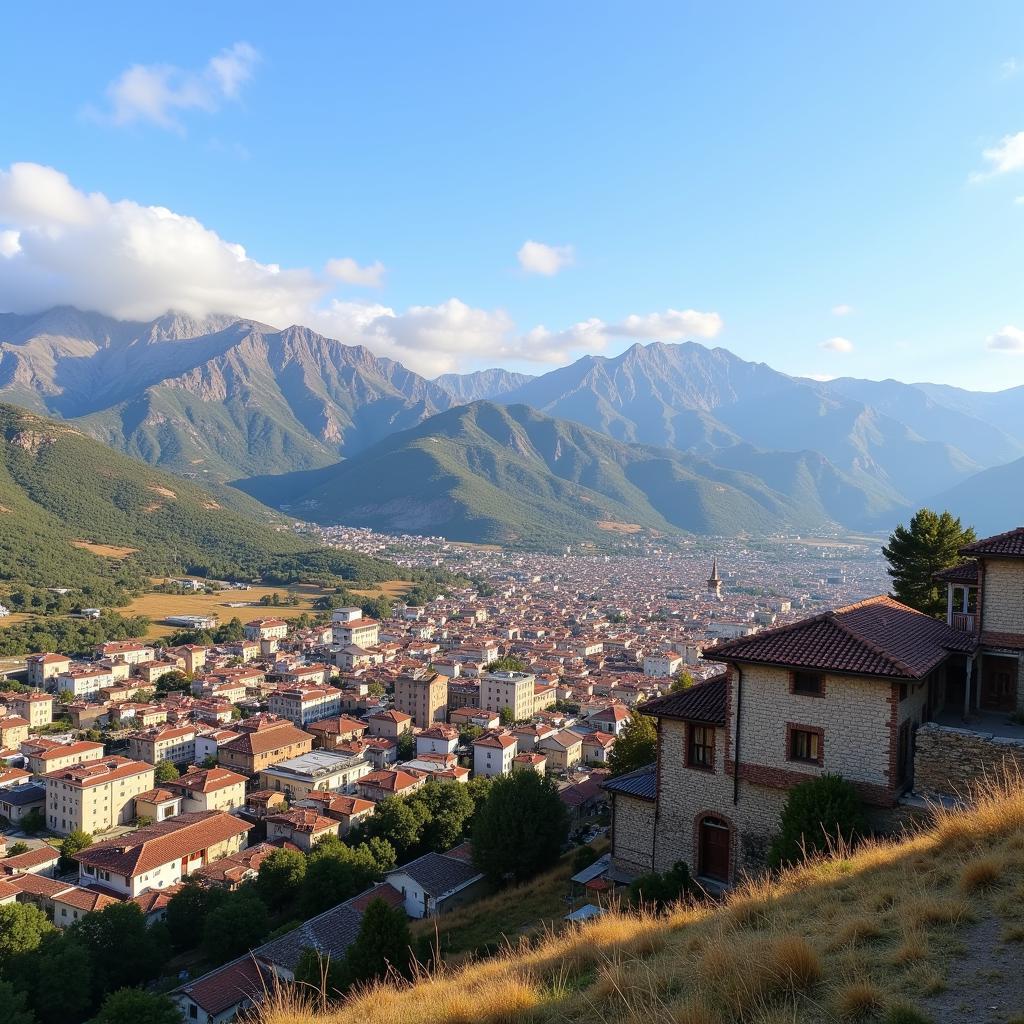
[914,721,1024,798]
[610,792,656,876]
[981,560,1024,636]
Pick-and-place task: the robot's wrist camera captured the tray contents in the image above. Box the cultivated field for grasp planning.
[70,540,139,558]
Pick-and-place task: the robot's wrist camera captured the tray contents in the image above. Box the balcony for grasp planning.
[951,612,976,633]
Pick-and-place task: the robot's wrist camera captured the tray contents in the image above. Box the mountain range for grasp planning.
[2,306,1021,545]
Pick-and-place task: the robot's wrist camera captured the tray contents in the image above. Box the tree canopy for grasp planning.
[472,770,568,884]
[607,713,656,777]
[882,509,976,617]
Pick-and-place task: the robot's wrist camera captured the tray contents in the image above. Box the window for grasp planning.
[687,724,715,770]
[792,671,824,696]
[789,727,821,764]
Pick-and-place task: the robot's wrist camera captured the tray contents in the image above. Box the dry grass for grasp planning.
[124,582,338,639]
[70,540,138,558]
[260,777,1024,1024]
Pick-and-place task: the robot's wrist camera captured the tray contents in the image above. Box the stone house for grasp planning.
[607,594,976,885]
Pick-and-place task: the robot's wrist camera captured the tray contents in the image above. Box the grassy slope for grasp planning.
[0,402,402,589]
[264,780,1024,1024]
[239,402,841,549]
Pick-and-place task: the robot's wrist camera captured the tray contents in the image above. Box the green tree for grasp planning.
[30,934,93,1024]
[607,713,656,777]
[153,760,179,783]
[882,509,976,617]
[70,903,167,998]
[669,670,694,693]
[472,770,568,884]
[416,780,475,851]
[363,796,431,859]
[396,731,416,761]
[154,671,189,695]
[0,980,34,1024]
[485,656,527,673]
[165,881,226,952]
[18,809,45,835]
[256,848,307,910]
[6,841,29,856]
[59,829,92,873]
[0,902,55,962]
[91,988,180,1024]
[300,841,384,918]
[201,889,269,963]
[343,898,413,986]
[768,774,866,868]
[499,705,515,726]
[628,861,693,909]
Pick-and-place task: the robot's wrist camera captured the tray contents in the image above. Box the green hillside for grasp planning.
[0,402,405,595]
[238,402,851,549]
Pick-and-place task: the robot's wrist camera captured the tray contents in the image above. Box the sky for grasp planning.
[3,3,1024,387]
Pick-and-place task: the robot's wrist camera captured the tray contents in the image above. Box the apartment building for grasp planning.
[394,670,448,728]
[537,729,583,772]
[6,692,54,728]
[25,739,105,777]
[26,653,71,689]
[268,685,341,726]
[56,665,117,698]
[243,618,289,641]
[479,670,536,722]
[127,725,197,766]
[167,766,248,813]
[0,716,30,749]
[44,756,155,835]
[75,811,252,897]
[305,715,367,751]
[217,716,314,776]
[257,750,372,800]
[331,617,380,648]
[472,732,518,777]
[94,641,156,666]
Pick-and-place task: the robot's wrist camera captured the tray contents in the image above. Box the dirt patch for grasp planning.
[147,484,177,499]
[201,501,222,510]
[596,520,643,534]
[922,915,1024,1023]
[0,505,10,514]
[71,541,138,559]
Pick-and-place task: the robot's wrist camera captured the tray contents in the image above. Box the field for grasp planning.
[70,540,139,558]
[124,583,331,639]
[348,580,414,599]
[0,612,34,630]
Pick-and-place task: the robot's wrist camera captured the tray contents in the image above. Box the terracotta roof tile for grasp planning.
[704,595,974,679]
[961,527,1024,558]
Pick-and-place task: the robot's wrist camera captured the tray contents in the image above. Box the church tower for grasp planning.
[707,557,722,598]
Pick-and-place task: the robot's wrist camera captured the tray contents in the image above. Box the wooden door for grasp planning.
[699,816,730,882]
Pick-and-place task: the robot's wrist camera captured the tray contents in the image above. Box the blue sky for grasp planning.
[2,3,1024,387]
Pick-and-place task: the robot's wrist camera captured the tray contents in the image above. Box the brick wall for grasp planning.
[914,721,1024,798]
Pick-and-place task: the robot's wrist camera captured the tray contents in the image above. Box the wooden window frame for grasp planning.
[786,723,824,766]
[790,670,825,697]
[686,722,716,772]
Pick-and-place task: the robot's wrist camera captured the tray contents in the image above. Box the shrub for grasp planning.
[768,774,865,868]
[628,861,693,909]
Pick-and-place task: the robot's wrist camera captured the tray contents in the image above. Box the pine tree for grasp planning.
[882,509,976,617]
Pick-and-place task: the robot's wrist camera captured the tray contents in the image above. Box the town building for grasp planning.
[127,724,197,766]
[44,756,156,835]
[217,716,314,776]
[268,684,341,726]
[6,691,54,728]
[258,749,373,801]
[472,732,518,777]
[394,670,448,728]
[167,766,248,814]
[479,669,536,721]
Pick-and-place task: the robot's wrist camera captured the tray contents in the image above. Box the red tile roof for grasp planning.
[705,595,975,680]
[961,527,1024,559]
[75,811,251,878]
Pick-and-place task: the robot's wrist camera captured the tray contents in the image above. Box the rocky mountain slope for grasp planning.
[237,401,885,548]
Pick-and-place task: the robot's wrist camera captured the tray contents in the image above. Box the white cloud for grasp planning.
[807,373,837,382]
[325,257,386,288]
[96,42,259,132]
[1002,58,1022,79]
[970,131,1024,181]
[517,240,574,276]
[831,303,854,316]
[0,162,723,376]
[607,309,723,340]
[987,325,1024,352]
[820,336,854,353]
